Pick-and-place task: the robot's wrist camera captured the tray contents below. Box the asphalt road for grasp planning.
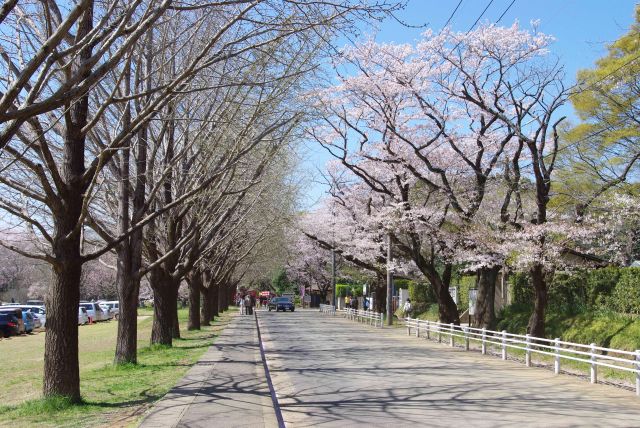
[258,310,640,428]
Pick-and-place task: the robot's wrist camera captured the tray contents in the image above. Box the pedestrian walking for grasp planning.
[402,298,412,319]
[245,294,252,315]
[239,295,246,315]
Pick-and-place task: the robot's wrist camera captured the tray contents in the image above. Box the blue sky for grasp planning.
[298,0,639,208]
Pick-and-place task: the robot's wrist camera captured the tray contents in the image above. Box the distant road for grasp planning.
[258,310,640,427]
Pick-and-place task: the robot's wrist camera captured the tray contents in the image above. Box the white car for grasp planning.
[78,307,89,325]
[98,302,116,320]
[100,301,119,319]
[3,305,46,328]
[80,302,109,322]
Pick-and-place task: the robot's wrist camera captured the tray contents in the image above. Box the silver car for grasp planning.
[79,302,109,322]
[3,305,46,328]
[78,307,89,325]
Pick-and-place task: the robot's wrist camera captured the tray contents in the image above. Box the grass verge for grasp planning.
[0,308,234,428]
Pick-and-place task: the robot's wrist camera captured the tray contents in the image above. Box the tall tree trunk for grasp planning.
[171,302,180,339]
[417,259,459,324]
[528,263,547,338]
[114,244,140,364]
[188,272,202,330]
[44,251,82,401]
[201,286,213,326]
[374,274,386,313]
[474,266,499,329]
[43,1,93,400]
[211,283,219,317]
[150,268,178,346]
[218,283,226,314]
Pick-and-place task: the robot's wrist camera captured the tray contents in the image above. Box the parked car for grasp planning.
[78,307,89,325]
[98,302,115,320]
[3,305,46,328]
[101,301,119,319]
[79,302,109,322]
[268,297,295,312]
[0,308,25,333]
[0,312,20,337]
[26,300,44,306]
[32,314,42,329]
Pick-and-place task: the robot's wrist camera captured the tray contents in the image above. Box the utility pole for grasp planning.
[331,249,336,307]
[386,233,393,326]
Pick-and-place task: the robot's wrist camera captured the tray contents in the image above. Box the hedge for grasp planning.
[509,266,640,315]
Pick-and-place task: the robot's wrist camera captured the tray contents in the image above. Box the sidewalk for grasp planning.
[139,314,278,428]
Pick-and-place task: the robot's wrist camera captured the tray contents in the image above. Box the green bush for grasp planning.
[336,283,363,298]
[547,271,588,313]
[607,268,640,314]
[509,267,637,314]
[586,266,621,307]
[455,275,475,313]
[509,272,533,306]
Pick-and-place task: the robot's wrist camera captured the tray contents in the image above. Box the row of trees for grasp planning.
[0,0,405,401]
[294,17,640,338]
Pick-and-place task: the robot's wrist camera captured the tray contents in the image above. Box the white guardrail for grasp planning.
[343,308,384,328]
[405,318,640,396]
[319,304,336,315]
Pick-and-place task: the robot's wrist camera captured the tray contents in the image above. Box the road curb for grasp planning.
[254,311,286,428]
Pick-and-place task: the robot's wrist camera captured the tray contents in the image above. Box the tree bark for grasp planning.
[114,244,140,364]
[211,283,219,317]
[187,272,202,330]
[374,274,386,313]
[474,266,499,329]
[44,256,82,401]
[150,267,179,346]
[415,257,459,324]
[527,263,547,338]
[43,1,93,400]
[218,283,226,314]
[201,285,213,326]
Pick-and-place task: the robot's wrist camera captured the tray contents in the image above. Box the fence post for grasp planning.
[525,334,531,367]
[438,322,442,343]
[636,350,640,396]
[426,320,430,339]
[416,320,420,337]
[464,327,469,351]
[450,323,455,347]
[407,319,411,336]
[554,338,561,375]
[481,328,486,355]
[590,343,597,384]
[501,330,507,360]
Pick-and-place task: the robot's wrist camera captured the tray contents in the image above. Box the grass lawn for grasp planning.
[0,307,235,428]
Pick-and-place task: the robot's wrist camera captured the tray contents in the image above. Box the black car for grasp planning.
[268,297,295,312]
[0,312,20,338]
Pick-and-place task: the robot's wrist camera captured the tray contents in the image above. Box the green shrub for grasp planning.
[336,283,363,298]
[586,266,621,307]
[402,280,435,314]
[607,268,640,314]
[547,271,588,313]
[509,272,533,306]
[455,275,475,312]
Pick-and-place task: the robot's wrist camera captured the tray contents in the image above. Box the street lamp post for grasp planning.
[386,233,393,326]
[331,248,336,307]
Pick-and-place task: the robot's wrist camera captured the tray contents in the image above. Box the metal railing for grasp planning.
[319,304,336,315]
[405,318,640,396]
[343,308,383,328]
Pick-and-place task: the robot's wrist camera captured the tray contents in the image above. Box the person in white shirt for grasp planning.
[402,298,412,319]
[239,295,245,315]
